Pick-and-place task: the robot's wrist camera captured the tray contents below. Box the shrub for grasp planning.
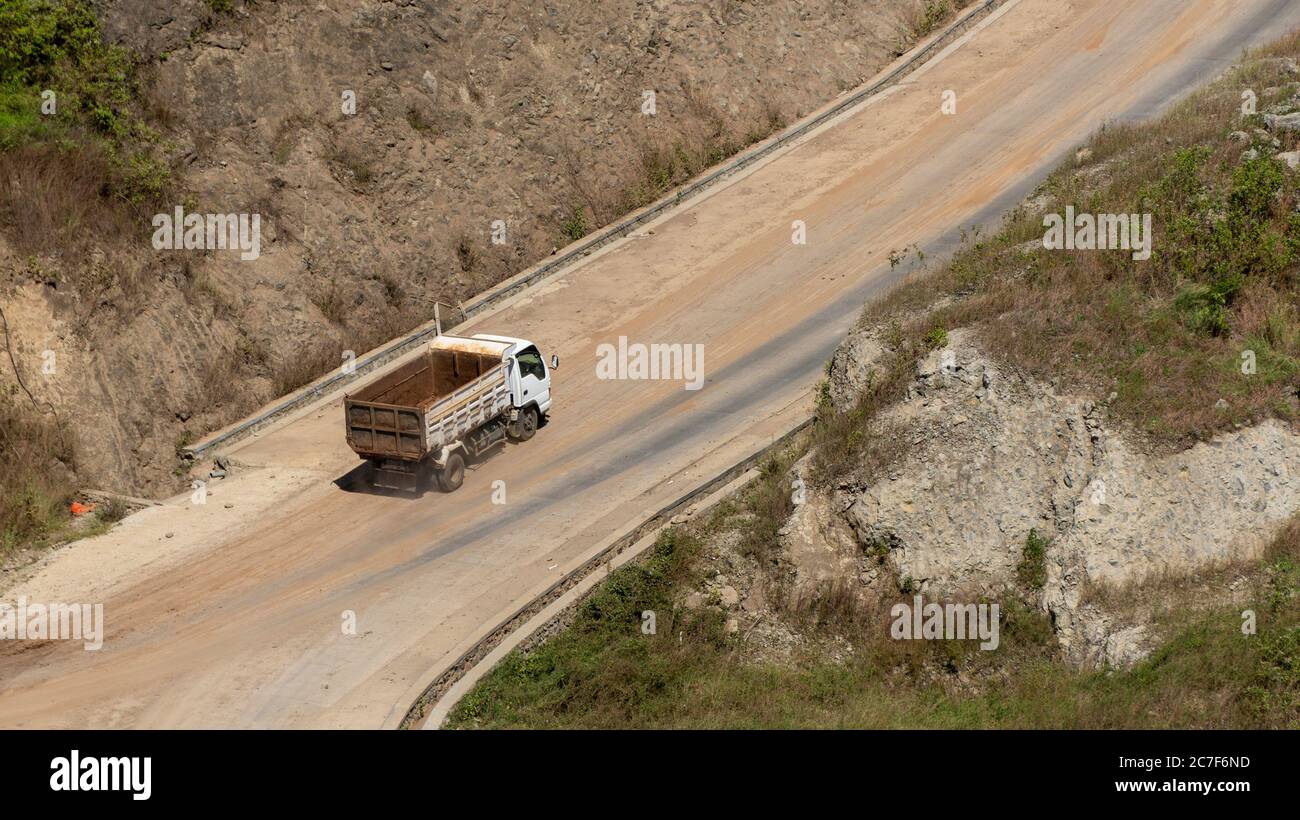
[924,326,948,349]
[560,207,588,242]
[1017,529,1049,590]
[0,0,170,250]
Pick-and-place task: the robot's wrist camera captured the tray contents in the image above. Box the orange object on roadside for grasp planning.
[70,501,96,516]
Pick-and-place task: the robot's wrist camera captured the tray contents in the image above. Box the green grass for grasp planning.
[1017,529,1049,591]
[0,0,169,207]
[448,522,1299,728]
[449,527,707,728]
[0,82,53,149]
[923,325,948,349]
[559,207,588,243]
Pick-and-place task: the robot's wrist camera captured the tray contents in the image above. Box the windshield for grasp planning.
[515,346,545,380]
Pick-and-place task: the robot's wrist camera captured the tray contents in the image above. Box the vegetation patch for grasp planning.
[845,35,1300,455]
[0,0,170,257]
[893,0,970,57]
[0,385,91,564]
[1017,529,1049,591]
[449,528,711,728]
[449,507,1299,729]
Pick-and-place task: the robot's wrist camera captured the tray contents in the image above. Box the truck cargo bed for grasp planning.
[344,337,508,461]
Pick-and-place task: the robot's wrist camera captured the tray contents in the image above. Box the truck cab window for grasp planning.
[516,347,546,380]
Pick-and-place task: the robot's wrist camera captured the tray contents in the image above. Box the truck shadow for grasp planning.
[334,463,405,497]
[333,462,429,499]
[333,443,509,498]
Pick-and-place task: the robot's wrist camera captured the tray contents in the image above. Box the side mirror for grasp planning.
[550,354,560,370]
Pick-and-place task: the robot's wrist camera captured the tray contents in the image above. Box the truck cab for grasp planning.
[469,334,555,424]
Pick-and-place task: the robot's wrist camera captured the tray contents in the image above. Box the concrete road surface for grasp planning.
[3,0,1299,728]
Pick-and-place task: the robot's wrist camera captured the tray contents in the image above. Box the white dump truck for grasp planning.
[343,334,556,492]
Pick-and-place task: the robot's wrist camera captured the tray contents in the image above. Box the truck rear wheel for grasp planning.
[509,407,538,442]
[437,453,465,492]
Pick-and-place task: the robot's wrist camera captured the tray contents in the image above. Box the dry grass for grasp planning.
[404,102,439,137]
[891,0,974,57]
[555,89,789,240]
[271,112,314,164]
[309,282,350,325]
[849,42,1300,453]
[197,353,256,417]
[0,142,144,259]
[453,233,479,273]
[0,139,158,337]
[0,391,77,556]
[326,138,375,189]
[269,301,427,396]
[735,452,797,562]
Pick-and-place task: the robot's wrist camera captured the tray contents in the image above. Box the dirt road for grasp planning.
[3,0,1298,728]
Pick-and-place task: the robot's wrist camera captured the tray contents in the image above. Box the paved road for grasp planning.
[3,0,1299,728]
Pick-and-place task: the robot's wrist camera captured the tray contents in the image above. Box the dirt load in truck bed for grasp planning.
[350,346,501,409]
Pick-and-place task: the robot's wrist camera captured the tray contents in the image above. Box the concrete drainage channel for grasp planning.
[397,1,1016,728]
[182,0,1006,463]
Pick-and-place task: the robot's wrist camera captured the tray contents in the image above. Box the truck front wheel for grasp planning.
[509,407,538,442]
[437,453,465,492]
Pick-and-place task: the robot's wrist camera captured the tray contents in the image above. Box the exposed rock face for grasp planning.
[780,456,869,599]
[1047,415,1299,663]
[787,326,1300,667]
[94,0,208,57]
[826,329,885,409]
[842,333,1082,594]
[1266,111,1300,133]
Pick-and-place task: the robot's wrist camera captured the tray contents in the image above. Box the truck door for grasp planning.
[513,345,549,413]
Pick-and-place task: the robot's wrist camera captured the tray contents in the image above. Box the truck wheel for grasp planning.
[510,407,538,442]
[437,453,465,492]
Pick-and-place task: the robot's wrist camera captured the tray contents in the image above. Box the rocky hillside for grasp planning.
[779,39,1300,670]
[0,0,967,547]
[790,327,1300,668]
